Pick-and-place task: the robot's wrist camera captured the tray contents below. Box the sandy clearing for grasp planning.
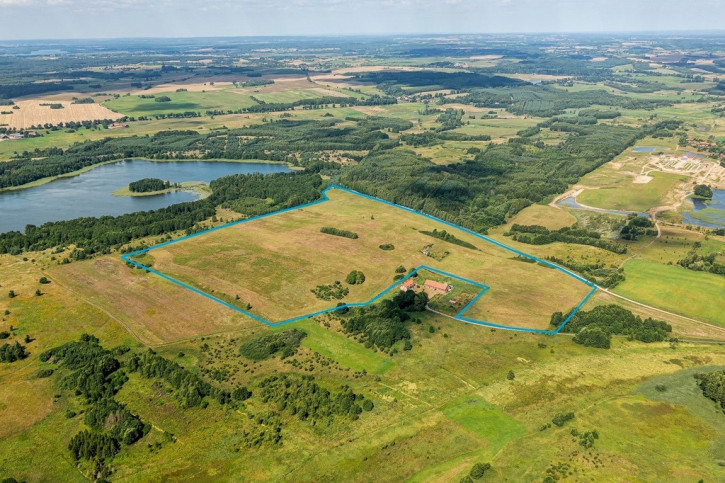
[634,175,654,184]
[0,99,122,129]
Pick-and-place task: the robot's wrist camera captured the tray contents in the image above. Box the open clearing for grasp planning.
[47,256,259,345]
[577,171,686,212]
[0,99,121,129]
[131,186,593,332]
[614,259,725,326]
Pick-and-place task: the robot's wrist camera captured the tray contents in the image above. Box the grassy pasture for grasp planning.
[615,259,725,326]
[143,188,593,331]
[578,171,686,212]
[4,246,725,481]
[104,89,257,116]
[504,203,578,231]
[47,256,260,345]
[273,318,394,374]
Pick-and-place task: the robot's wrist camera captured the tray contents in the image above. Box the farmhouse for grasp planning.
[424,280,451,294]
[109,123,129,129]
[400,279,417,292]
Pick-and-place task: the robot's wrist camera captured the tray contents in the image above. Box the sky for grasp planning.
[0,0,724,40]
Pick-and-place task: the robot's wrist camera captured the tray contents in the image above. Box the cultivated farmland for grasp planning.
[0,99,121,129]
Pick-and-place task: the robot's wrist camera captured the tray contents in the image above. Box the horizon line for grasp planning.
[3,29,725,43]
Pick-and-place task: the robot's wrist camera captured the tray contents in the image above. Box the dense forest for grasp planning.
[337,121,652,232]
[451,85,672,116]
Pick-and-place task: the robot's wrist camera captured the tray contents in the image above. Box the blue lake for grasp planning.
[682,189,725,228]
[0,160,292,233]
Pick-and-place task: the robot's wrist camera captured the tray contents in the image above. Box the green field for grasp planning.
[442,396,527,454]
[104,89,257,116]
[615,259,725,326]
[578,171,686,212]
[273,319,395,374]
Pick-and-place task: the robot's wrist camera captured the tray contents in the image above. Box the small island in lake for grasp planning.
[693,184,713,200]
[130,178,174,193]
[113,178,210,198]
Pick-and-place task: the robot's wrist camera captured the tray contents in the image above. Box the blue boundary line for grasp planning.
[121,184,597,334]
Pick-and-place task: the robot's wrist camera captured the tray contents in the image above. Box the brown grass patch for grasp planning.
[147,188,592,330]
[47,257,259,345]
[0,99,122,129]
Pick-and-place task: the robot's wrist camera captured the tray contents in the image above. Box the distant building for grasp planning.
[400,279,417,292]
[424,280,451,294]
[109,123,129,129]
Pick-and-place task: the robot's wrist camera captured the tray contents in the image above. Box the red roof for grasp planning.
[424,280,450,291]
[402,279,416,289]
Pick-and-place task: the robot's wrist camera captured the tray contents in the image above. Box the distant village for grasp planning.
[0,131,38,142]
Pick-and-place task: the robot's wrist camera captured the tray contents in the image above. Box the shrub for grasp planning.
[36,368,54,378]
[239,329,307,361]
[320,226,358,239]
[345,270,366,285]
[469,462,491,479]
[552,411,575,427]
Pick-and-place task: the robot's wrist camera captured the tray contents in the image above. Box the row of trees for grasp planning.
[695,370,725,411]
[554,305,672,348]
[507,224,627,254]
[0,341,27,362]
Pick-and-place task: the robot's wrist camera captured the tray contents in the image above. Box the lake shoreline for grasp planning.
[0,157,301,194]
[0,160,292,233]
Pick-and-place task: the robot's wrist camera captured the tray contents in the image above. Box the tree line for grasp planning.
[553,305,672,349]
